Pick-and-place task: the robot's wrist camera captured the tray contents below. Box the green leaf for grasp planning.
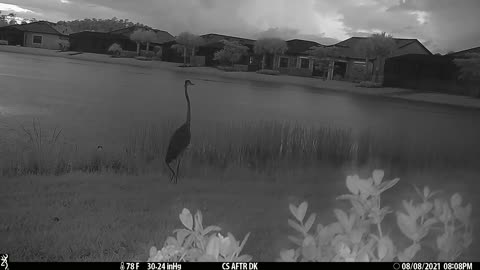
[289,204,297,219]
[205,235,220,260]
[194,210,203,232]
[378,178,400,194]
[234,254,252,262]
[377,236,390,260]
[237,232,250,255]
[346,175,361,195]
[288,219,306,234]
[176,229,190,246]
[396,212,419,241]
[279,249,296,262]
[450,193,462,208]
[397,243,421,262]
[202,225,221,236]
[372,169,384,185]
[149,246,158,258]
[302,244,317,261]
[334,209,352,232]
[420,201,433,215]
[165,236,178,246]
[297,201,308,223]
[288,235,304,246]
[179,208,193,231]
[357,178,375,197]
[304,213,316,233]
[424,186,430,198]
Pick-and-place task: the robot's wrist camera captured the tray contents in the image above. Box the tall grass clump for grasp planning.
[2,119,480,177]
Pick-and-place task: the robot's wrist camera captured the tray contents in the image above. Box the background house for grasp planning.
[108,26,175,48]
[69,30,136,54]
[327,37,432,81]
[69,26,175,55]
[274,39,321,77]
[383,47,479,97]
[0,21,72,50]
[198,33,257,68]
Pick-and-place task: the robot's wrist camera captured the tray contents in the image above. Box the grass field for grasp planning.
[1,167,479,262]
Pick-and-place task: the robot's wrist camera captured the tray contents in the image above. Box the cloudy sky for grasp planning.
[1,0,479,54]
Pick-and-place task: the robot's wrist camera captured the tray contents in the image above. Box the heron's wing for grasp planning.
[165,124,191,162]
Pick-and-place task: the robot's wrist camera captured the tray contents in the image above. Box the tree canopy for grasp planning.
[213,40,249,66]
[57,17,147,33]
[254,37,287,56]
[362,32,397,58]
[454,53,480,81]
[307,46,339,59]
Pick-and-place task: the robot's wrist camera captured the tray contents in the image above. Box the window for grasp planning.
[300,57,310,69]
[32,35,42,44]
[279,57,289,68]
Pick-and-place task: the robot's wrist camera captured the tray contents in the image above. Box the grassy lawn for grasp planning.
[1,167,479,262]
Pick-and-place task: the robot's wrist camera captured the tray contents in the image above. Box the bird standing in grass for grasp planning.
[165,80,195,183]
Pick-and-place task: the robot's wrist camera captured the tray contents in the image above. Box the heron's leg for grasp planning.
[175,154,183,184]
[166,162,175,182]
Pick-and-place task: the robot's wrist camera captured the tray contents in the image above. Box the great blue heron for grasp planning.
[165,80,194,183]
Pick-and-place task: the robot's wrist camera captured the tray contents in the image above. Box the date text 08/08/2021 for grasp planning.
[395,262,473,270]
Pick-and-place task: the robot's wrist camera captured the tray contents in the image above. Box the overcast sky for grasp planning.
[1,0,479,54]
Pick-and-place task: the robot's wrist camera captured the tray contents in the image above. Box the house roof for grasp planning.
[332,37,432,59]
[285,39,323,55]
[448,46,480,57]
[109,26,175,44]
[1,21,72,36]
[201,33,256,46]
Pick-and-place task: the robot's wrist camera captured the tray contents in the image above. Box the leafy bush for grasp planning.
[58,40,70,51]
[108,43,123,56]
[256,69,280,75]
[148,208,251,262]
[145,51,155,58]
[279,170,473,262]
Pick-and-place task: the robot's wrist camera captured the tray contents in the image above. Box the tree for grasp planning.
[213,40,249,66]
[454,53,480,97]
[254,38,287,70]
[130,29,156,56]
[454,53,480,80]
[0,11,7,27]
[307,46,340,79]
[172,32,205,66]
[361,32,397,83]
[108,43,123,56]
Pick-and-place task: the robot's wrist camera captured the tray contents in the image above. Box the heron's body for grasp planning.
[165,80,194,183]
[165,123,190,164]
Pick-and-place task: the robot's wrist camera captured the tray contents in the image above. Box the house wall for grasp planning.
[24,32,66,50]
[345,60,373,82]
[391,42,430,57]
[275,55,314,76]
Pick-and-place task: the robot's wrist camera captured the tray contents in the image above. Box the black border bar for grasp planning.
[6,262,478,270]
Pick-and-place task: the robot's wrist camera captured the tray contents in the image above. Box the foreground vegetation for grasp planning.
[149,170,473,262]
[1,168,477,261]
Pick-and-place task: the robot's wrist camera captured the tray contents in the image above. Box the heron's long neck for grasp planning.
[185,85,191,126]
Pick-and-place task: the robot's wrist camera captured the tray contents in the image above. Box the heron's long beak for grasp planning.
[190,83,195,85]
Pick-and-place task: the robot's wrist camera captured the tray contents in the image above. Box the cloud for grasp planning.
[0,3,36,13]
[254,27,339,45]
[1,0,478,53]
